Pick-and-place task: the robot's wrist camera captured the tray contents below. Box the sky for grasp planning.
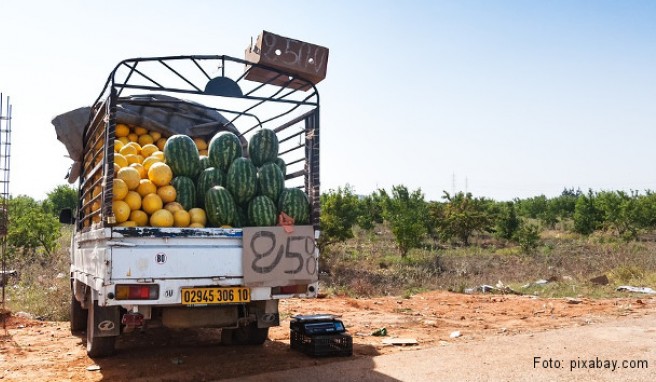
[0,0,654,202]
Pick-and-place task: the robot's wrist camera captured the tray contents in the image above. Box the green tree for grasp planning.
[436,191,492,246]
[318,185,361,250]
[43,184,78,216]
[573,190,602,235]
[516,223,540,253]
[379,185,428,257]
[494,201,520,241]
[357,191,384,230]
[595,190,643,239]
[8,195,60,262]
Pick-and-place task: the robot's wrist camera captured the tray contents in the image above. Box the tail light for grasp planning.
[115,284,159,300]
[273,284,308,295]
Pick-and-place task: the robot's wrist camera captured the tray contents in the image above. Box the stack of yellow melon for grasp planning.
[111,123,208,228]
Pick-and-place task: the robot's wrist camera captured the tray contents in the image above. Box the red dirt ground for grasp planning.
[1,291,654,381]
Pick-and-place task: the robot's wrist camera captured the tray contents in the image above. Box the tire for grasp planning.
[222,323,269,345]
[70,293,88,335]
[86,301,116,358]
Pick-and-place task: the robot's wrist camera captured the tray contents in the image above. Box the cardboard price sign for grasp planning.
[243,226,318,287]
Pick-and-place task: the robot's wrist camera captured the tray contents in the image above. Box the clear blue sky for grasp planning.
[1,0,654,202]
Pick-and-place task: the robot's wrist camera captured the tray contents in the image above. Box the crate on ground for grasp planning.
[290,314,353,357]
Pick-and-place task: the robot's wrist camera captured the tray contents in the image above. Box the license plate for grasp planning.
[181,287,250,305]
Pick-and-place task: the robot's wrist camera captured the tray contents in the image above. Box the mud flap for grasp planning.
[89,300,121,338]
[255,299,279,328]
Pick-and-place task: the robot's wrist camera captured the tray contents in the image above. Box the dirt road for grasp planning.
[1,291,655,381]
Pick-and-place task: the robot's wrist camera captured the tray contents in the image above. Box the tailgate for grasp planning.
[110,227,243,281]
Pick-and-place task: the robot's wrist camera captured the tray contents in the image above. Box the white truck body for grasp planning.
[55,45,327,356]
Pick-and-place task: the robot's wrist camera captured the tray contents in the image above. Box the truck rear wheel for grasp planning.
[221,323,269,345]
[70,293,87,335]
[86,300,117,357]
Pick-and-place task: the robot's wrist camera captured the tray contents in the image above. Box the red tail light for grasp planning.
[115,284,159,300]
[275,284,308,295]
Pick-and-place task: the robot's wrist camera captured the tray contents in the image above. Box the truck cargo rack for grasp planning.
[79,55,321,231]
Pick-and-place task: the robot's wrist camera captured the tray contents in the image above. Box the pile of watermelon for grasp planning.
[111,123,310,228]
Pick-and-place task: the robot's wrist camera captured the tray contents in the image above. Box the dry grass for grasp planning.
[2,228,71,321]
[320,224,656,298]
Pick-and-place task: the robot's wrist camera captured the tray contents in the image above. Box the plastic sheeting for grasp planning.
[52,94,243,183]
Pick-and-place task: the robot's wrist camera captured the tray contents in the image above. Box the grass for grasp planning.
[2,228,72,321]
[320,223,656,299]
[4,223,656,321]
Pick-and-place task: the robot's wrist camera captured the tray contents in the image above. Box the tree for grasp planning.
[318,185,361,250]
[356,191,384,230]
[7,195,60,262]
[435,191,492,246]
[494,201,520,241]
[44,184,78,216]
[379,185,428,257]
[573,190,602,235]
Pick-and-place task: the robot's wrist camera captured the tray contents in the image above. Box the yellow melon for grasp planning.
[118,136,130,146]
[130,163,147,179]
[199,149,208,156]
[117,167,141,190]
[142,193,163,215]
[136,179,157,197]
[151,151,165,160]
[189,208,207,226]
[114,163,121,174]
[114,153,128,168]
[173,210,191,227]
[129,210,149,226]
[112,200,131,223]
[148,162,173,187]
[157,185,177,204]
[193,137,208,151]
[126,141,142,153]
[125,154,141,166]
[115,123,130,137]
[164,202,184,213]
[189,222,205,228]
[117,220,137,227]
[119,144,138,157]
[140,143,159,158]
[150,209,174,227]
[124,191,142,211]
[142,156,163,171]
[138,134,154,146]
[113,178,129,200]
[155,137,167,151]
[150,131,162,142]
[114,139,124,153]
[134,126,148,136]
[128,133,139,142]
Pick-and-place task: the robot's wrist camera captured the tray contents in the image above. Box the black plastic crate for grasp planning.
[290,330,353,357]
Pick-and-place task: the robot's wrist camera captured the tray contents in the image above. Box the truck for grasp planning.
[53,32,328,357]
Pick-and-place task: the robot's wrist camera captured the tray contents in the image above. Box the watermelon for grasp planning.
[248,129,279,167]
[205,186,236,227]
[278,188,310,224]
[171,176,196,210]
[163,135,201,178]
[199,155,211,171]
[274,157,287,178]
[248,196,277,227]
[196,167,225,208]
[233,205,248,228]
[226,157,257,205]
[257,163,284,203]
[208,132,243,173]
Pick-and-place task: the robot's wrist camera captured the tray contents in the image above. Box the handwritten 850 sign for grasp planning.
[242,226,318,287]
